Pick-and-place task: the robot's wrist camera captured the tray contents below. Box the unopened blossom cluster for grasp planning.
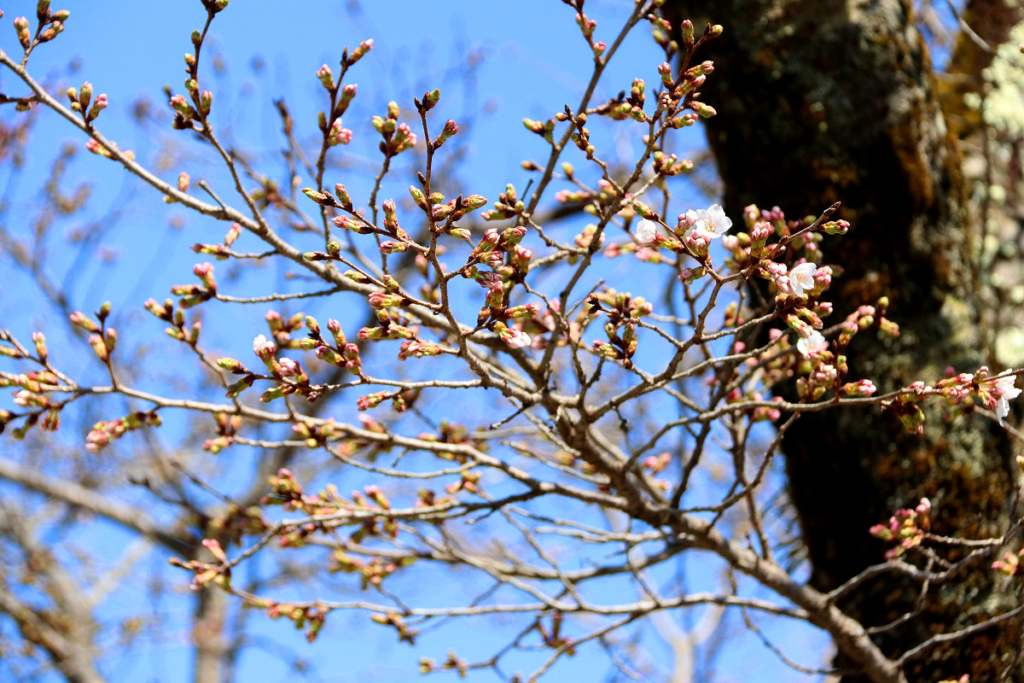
[85,411,162,453]
[869,498,932,560]
[992,548,1024,578]
[877,366,1024,435]
[252,469,404,544]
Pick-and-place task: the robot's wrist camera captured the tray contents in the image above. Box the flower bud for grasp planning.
[368,291,402,309]
[260,384,294,403]
[463,194,487,211]
[328,119,353,146]
[193,262,216,290]
[501,225,527,249]
[357,391,390,411]
[682,75,706,94]
[253,334,276,362]
[435,119,459,146]
[391,122,417,153]
[69,311,100,333]
[346,38,373,66]
[522,118,545,135]
[679,266,706,284]
[409,185,427,209]
[32,331,48,362]
[632,200,656,220]
[382,199,398,228]
[75,83,93,113]
[841,379,877,397]
[170,94,192,115]
[506,303,540,319]
[680,19,694,44]
[658,62,673,87]
[317,64,334,90]
[693,102,717,118]
[332,183,353,210]
[14,16,31,49]
[379,240,408,254]
[821,219,850,235]
[493,322,531,349]
[217,357,245,373]
[879,318,900,339]
[302,187,330,204]
[670,113,699,129]
[684,230,710,259]
[89,334,108,361]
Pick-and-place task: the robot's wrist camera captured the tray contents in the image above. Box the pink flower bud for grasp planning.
[841,379,877,397]
[69,311,101,333]
[684,230,710,258]
[435,119,459,146]
[693,102,716,118]
[277,358,300,377]
[379,240,408,254]
[192,262,216,290]
[346,38,373,66]
[89,334,108,361]
[658,62,673,86]
[328,119,352,146]
[494,322,531,349]
[680,19,694,43]
[317,64,334,90]
[202,538,229,563]
[85,138,110,157]
[368,291,402,309]
[87,94,107,121]
[14,16,31,48]
[169,94,191,115]
[253,334,276,361]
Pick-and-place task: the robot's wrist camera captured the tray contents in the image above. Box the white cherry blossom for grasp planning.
[635,218,659,245]
[992,374,1022,424]
[796,330,828,357]
[789,262,819,297]
[694,203,732,238]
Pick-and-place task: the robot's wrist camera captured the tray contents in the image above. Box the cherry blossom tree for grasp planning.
[1,2,1023,682]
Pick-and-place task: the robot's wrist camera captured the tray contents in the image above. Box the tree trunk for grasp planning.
[192,587,227,683]
[663,1,1020,680]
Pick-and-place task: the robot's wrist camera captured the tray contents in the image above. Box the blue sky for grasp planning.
[0,1,915,681]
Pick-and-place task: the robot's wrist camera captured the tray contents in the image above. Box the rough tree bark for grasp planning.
[663,1,1021,680]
